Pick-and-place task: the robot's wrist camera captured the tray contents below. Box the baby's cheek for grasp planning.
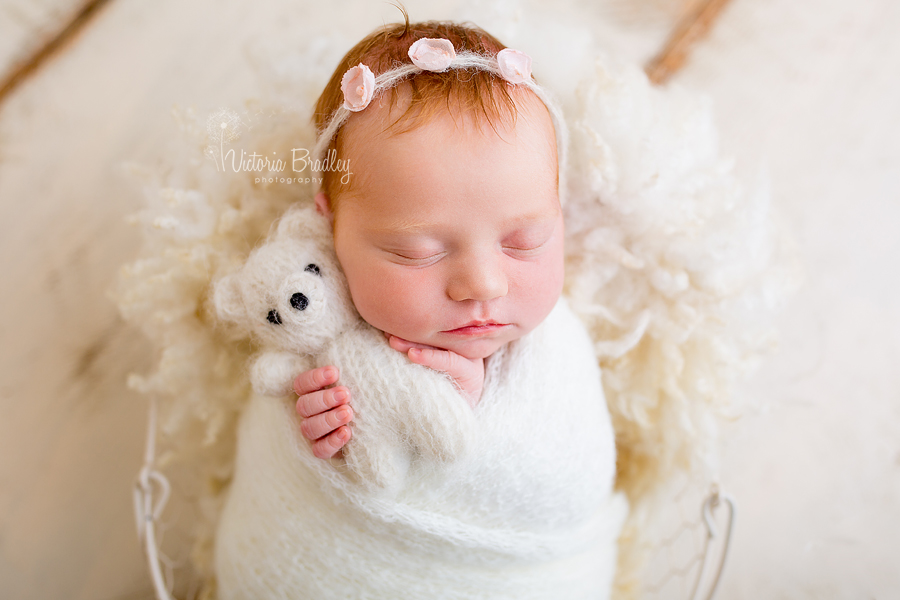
[514,256,564,329]
[346,265,435,331]
[523,283,561,329]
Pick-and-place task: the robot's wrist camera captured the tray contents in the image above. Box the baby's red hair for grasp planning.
[313,14,522,206]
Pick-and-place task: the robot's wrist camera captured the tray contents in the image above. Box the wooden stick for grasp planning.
[645,0,733,85]
[0,0,112,106]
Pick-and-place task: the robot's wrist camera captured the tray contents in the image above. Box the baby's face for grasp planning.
[325,93,563,360]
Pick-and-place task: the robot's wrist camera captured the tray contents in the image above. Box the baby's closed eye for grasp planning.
[385,248,447,266]
[501,229,554,257]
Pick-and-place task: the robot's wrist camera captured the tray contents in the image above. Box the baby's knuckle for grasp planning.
[309,392,326,414]
[294,371,315,395]
[307,416,325,439]
[312,443,329,459]
[296,395,314,418]
[320,390,338,412]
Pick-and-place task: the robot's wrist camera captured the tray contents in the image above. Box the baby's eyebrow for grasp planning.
[362,212,438,234]
[368,205,560,236]
[506,207,560,227]
[368,220,437,235]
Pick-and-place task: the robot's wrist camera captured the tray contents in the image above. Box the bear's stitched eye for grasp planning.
[267,309,282,325]
[290,293,309,311]
[304,264,321,276]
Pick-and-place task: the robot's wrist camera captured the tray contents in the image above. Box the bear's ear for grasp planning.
[212,272,245,324]
[275,204,330,240]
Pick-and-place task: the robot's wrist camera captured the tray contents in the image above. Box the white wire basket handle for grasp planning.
[688,485,737,600]
[133,397,177,600]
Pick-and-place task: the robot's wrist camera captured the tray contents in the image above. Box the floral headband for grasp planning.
[311,38,569,199]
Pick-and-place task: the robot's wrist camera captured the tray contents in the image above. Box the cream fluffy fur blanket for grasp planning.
[115,34,794,597]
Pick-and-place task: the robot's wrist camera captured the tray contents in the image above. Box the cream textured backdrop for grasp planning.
[0,1,897,598]
[0,0,84,82]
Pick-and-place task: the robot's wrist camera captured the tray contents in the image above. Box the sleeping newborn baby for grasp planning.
[212,19,626,600]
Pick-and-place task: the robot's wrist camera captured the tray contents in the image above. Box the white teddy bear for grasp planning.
[212,204,475,493]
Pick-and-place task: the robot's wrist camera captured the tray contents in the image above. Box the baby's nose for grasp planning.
[447,254,508,302]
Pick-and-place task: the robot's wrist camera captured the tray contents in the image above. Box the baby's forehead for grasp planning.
[341,86,558,159]
[332,90,560,226]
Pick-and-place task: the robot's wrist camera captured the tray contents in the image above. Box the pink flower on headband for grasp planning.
[408,38,456,72]
[497,49,532,84]
[341,63,375,112]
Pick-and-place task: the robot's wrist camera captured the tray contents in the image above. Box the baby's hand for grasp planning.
[293,366,353,459]
[387,336,485,408]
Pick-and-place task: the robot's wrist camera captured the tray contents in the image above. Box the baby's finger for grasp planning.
[293,366,339,396]
[296,386,350,418]
[299,404,354,441]
[310,425,352,459]
[387,335,440,353]
[407,346,460,376]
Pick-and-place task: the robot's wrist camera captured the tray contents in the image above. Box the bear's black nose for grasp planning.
[290,292,309,311]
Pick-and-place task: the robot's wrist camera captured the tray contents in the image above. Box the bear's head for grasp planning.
[213,205,359,355]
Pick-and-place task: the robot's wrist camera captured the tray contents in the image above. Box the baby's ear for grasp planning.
[314,191,333,222]
[212,273,245,324]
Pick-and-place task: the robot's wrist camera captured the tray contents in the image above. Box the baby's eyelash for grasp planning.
[390,251,445,265]
[502,239,549,255]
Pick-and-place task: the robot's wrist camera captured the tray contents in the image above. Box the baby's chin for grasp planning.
[443,338,510,361]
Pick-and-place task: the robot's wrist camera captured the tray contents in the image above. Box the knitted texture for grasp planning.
[215,298,626,599]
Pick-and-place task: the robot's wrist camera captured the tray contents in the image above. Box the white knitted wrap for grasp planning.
[210,204,625,598]
[215,298,626,599]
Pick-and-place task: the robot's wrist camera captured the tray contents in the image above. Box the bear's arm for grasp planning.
[325,327,476,472]
[251,351,313,397]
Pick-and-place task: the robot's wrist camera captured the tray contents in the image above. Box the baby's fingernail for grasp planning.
[321,367,335,381]
[333,389,348,403]
[336,406,352,421]
[336,427,350,441]
[408,348,421,358]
